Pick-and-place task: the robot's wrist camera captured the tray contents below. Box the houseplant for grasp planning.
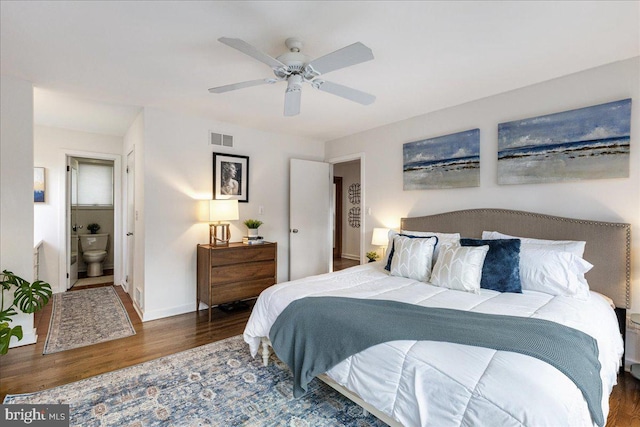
[0,270,52,355]
[366,251,380,262]
[243,219,263,237]
[87,223,101,234]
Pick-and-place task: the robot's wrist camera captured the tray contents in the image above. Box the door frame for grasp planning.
[58,149,123,294]
[333,176,343,259]
[328,153,365,265]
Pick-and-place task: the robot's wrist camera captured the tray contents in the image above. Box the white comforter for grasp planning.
[243,262,624,427]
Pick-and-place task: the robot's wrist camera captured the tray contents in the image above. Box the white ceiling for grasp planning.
[1,1,638,140]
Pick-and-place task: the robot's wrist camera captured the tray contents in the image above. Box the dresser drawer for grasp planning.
[211,245,275,267]
[212,278,275,305]
[211,260,275,285]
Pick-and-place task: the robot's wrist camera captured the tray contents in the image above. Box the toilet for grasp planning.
[79,233,109,277]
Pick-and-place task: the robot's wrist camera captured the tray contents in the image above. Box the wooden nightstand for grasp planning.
[197,242,277,321]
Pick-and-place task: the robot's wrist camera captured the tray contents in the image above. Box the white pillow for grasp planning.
[390,235,437,282]
[385,229,460,266]
[482,231,586,258]
[519,248,593,299]
[429,244,489,294]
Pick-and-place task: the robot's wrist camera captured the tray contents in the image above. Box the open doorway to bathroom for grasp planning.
[67,156,115,289]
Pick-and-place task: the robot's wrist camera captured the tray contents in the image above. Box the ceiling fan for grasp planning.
[209,37,376,116]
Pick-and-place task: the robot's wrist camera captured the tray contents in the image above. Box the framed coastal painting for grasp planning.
[213,153,249,202]
[34,167,45,203]
[403,129,480,190]
[498,99,632,185]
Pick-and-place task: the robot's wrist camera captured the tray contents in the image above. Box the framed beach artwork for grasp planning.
[498,99,632,185]
[213,153,249,202]
[403,129,480,190]
[34,167,45,203]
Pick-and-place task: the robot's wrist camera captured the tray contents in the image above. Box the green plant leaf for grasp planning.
[0,323,23,355]
[14,280,52,314]
[0,307,18,323]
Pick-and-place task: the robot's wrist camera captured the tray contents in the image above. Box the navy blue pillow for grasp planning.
[385,234,439,271]
[459,238,522,293]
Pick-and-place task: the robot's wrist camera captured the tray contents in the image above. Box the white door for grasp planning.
[289,159,332,280]
[125,150,135,295]
[66,157,79,289]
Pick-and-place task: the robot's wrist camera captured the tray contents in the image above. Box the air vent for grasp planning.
[210,131,234,147]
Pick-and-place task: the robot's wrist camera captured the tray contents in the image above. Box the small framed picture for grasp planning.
[34,167,45,203]
[213,153,249,202]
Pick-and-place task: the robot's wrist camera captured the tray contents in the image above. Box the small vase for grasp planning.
[248,228,259,237]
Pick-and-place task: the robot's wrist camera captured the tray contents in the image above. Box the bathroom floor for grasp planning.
[73,275,114,288]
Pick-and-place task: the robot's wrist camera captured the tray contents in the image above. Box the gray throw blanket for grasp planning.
[269,297,604,426]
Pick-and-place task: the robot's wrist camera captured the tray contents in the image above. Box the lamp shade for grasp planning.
[372,227,389,246]
[209,199,239,222]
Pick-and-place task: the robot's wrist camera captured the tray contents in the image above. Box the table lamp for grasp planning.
[371,227,390,259]
[209,199,239,246]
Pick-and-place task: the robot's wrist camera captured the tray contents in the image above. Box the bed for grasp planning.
[243,208,630,427]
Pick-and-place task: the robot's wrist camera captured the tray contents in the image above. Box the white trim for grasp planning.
[58,149,122,294]
[9,327,37,348]
[341,253,360,261]
[327,152,366,265]
[141,302,194,322]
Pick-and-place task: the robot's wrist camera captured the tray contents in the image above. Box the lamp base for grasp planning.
[210,223,231,247]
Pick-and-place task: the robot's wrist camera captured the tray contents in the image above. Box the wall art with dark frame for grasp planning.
[213,153,249,202]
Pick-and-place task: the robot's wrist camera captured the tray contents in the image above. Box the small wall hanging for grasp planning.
[348,183,361,204]
[34,167,45,203]
[403,129,480,190]
[348,206,361,228]
[498,98,631,185]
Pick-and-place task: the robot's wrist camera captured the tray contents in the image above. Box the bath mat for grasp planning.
[43,286,135,354]
[5,335,385,426]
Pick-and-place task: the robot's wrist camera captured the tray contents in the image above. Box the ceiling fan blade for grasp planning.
[208,79,273,94]
[315,80,376,105]
[306,42,374,75]
[284,88,301,116]
[218,37,285,69]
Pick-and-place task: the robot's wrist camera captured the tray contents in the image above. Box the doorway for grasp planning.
[60,150,122,293]
[332,158,362,271]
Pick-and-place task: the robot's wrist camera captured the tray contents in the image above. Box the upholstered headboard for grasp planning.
[401,208,631,309]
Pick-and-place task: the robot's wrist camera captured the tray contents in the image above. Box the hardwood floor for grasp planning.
[1,284,638,427]
[334,257,360,271]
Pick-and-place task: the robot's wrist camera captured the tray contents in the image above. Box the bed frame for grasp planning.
[261,208,631,427]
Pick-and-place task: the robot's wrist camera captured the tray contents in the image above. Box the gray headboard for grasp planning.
[401,208,631,309]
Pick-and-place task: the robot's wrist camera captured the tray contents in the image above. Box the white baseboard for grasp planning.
[9,327,37,349]
[341,253,360,261]
[141,302,194,322]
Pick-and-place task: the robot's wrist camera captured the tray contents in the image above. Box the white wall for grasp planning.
[0,75,36,347]
[326,57,640,363]
[139,108,325,321]
[33,126,123,292]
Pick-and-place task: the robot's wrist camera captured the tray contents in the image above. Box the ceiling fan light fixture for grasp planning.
[286,74,303,92]
[210,37,375,116]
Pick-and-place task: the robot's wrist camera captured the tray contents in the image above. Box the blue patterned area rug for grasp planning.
[43,286,136,354]
[4,335,387,426]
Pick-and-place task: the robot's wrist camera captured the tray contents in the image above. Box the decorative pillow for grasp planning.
[519,248,593,299]
[482,231,586,258]
[385,229,459,270]
[460,238,522,293]
[429,244,490,294]
[389,235,437,282]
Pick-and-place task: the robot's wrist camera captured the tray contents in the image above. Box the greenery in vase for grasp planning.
[87,223,101,234]
[243,219,263,229]
[0,270,52,355]
[366,251,380,262]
